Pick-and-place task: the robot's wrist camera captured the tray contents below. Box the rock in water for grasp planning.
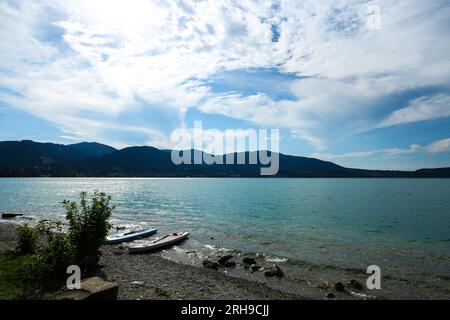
[242,257,256,265]
[264,265,284,277]
[218,255,233,266]
[56,277,118,300]
[202,259,219,270]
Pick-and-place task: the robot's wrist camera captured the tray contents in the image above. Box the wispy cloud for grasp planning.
[378,94,450,128]
[427,138,450,153]
[0,0,449,165]
[312,138,450,161]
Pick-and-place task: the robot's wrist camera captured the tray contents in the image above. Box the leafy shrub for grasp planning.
[32,220,74,286]
[63,190,114,273]
[15,223,38,255]
[11,190,115,294]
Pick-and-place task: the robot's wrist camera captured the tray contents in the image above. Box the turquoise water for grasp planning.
[1,178,450,294]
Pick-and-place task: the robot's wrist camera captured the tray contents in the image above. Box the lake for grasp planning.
[1,178,449,298]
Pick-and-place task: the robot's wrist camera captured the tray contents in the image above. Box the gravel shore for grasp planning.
[3,221,450,300]
[100,245,303,300]
[0,222,302,300]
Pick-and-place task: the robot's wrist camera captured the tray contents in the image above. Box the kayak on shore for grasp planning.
[105,228,157,245]
[128,232,189,253]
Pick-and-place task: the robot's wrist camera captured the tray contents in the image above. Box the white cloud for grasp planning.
[311,150,380,160]
[197,1,450,148]
[312,138,450,161]
[427,138,450,153]
[0,0,449,150]
[378,94,450,128]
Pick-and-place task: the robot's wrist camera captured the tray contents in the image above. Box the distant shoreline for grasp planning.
[1,176,450,179]
[1,140,450,178]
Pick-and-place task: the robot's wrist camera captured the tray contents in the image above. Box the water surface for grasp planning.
[1,178,449,298]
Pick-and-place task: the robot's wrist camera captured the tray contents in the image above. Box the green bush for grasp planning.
[10,190,115,294]
[32,220,74,287]
[15,223,38,255]
[63,190,114,273]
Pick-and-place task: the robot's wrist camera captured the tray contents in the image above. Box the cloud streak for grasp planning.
[312,138,450,161]
[378,95,450,128]
[0,0,449,165]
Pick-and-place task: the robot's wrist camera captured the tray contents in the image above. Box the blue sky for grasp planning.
[0,0,449,170]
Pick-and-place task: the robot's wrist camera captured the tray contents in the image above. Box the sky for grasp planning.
[0,0,449,170]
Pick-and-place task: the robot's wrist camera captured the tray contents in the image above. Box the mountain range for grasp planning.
[0,140,449,177]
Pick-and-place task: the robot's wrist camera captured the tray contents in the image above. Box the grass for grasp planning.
[0,252,37,299]
[0,252,60,300]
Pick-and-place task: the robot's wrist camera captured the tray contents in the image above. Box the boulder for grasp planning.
[348,279,364,290]
[218,255,233,266]
[335,282,346,292]
[224,260,236,268]
[264,265,284,277]
[251,265,262,271]
[242,257,256,265]
[56,277,118,300]
[326,292,336,299]
[319,281,332,289]
[202,259,219,270]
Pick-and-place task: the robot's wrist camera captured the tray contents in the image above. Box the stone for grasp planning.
[335,282,346,292]
[242,257,256,265]
[251,264,262,271]
[264,265,284,277]
[155,287,170,297]
[202,259,219,270]
[218,255,233,266]
[319,281,332,289]
[56,276,118,300]
[130,281,144,286]
[326,292,336,299]
[224,260,236,268]
[348,279,364,290]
